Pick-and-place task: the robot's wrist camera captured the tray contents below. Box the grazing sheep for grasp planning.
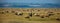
[48,14,54,16]
[6,11,9,13]
[15,13,18,15]
[37,10,40,11]
[19,13,23,15]
[40,16,44,18]
[45,16,48,17]
[15,12,23,16]
[33,13,40,17]
[0,12,4,14]
[35,15,40,17]
[25,16,30,19]
[56,18,60,21]
[57,13,60,15]
[29,13,32,17]
[49,12,53,13]
[11,11,15,13]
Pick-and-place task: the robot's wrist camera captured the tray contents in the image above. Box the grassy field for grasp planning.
[0,8,60,23]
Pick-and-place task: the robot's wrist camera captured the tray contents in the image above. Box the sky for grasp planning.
[0,0,60,8]
[0,0,60,3]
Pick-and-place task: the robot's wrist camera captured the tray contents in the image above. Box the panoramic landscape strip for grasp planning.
[0,8,60,23]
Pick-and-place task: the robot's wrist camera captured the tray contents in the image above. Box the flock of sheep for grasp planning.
[0,8,60,21]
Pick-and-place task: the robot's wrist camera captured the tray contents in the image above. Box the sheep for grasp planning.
[40,16,44,18]
[29,13,32,17]
[5,11,9,13]
[48,14,54,16]
[11,11,15,13]
[0,12,5,14]
[45,16,49,18]
[33,13,40,17]
[56,18,60,21]
[35,14,40,16]
[15,12,23,16]
[25,16,30,19]
[48,12,53,13]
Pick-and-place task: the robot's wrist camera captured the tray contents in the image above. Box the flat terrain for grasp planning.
[0,8,60,23]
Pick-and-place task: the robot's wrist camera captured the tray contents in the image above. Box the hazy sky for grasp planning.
[1,0,60,3]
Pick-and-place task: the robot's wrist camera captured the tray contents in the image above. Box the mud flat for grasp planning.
[0,8,60,23]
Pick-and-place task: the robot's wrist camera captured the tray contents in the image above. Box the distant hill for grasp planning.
[0,3,60,8]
